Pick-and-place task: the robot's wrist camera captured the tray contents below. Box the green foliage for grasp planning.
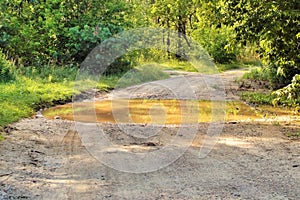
[17,65,78,83]
[150,0,200,58]
[190,1,242,64]
[148,0,240,64]
[0,0,254,71]
[161,60,197,72]
[219,0,300,88]
[217,63,243,72]
[0,51,15,83]
[273,75,300,106]
[103,58,134,76]
[0,0,132,66]
[151,0,198,34]
[0,64,81,127]
[242,67,270,81]
[65,23,124,63]
[192,25,239,64]
[0,77,76,127]
[0,134,3,141]
[241,92,276,106]
[115,64,170,88]
[237,44,262,66]
[286,132,300,139]
[242,68,300,107]
[98,75,122,92]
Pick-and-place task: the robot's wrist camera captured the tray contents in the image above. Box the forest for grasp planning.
[0,0,299,128]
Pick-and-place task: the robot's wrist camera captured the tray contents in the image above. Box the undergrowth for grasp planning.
[286,132,300,139]
[241,92,276,106]
[160,60,198,72]
[161,60,258,73]
[0,77,77,127]
[0,64,82,134]
[0,63,170,134]
[242,67,269,81]
[115,64,170,88]
[242,67,300,107]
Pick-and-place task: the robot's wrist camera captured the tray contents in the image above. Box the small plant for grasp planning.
[241,92,276,106]
[286,132,300,139]
[272,121,281,127]
[242,67,269,81]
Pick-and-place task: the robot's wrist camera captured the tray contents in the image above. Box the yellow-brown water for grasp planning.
[42,99,297,124]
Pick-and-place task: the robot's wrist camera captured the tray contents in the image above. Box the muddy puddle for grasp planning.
[42,99,298,124]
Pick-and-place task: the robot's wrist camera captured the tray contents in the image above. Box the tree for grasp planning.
[150,0,200,57]
[0,0,133,66]
[219,0,300,88]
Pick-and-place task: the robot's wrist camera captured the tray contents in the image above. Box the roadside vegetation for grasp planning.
[241,68,300,108]
[0,0,299,139]
[0,56,78,128]
[0,60,169,132]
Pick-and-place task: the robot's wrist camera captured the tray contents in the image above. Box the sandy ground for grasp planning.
[0,69,300,199]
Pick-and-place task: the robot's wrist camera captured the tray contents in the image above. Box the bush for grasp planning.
[0,0,131,66]
[0,51,15,83]
[242,67,269,81]
[192,25,240,64]
[220,0,300,88]
[273,74,300,107]
[103,58,133,76]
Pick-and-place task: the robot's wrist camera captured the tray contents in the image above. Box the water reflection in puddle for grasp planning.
[42,99,297,124]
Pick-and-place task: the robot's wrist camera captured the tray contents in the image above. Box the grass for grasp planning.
[0,65,83,133]
[98,75,121,91]
[217,59,262,72]
[17,64,78,83]
[114,64,170,88]
[217,62,243,72]
[140,53,262,74]
[160,60,198,72]
[286,132,300,139]
[0,77,78,127]
[240,66,300,108]
[160,60,248,73]
[240,92,276,106]
[0,63,170,135]
[242,67,269,81]
[0,77,77,140]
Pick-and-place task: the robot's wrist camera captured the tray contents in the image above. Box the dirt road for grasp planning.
[1,69,299,199]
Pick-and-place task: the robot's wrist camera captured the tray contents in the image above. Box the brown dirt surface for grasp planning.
[1,69,300,199]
